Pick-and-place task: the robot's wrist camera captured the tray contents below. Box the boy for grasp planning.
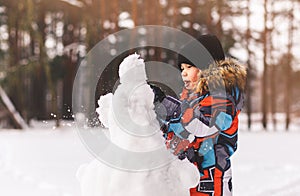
[154,35,247,196]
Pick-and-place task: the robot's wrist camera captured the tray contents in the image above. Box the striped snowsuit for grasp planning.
[159,58,246,196]
[164,86,243,196]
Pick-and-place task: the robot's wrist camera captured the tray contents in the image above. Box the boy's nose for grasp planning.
[181,70,187,77]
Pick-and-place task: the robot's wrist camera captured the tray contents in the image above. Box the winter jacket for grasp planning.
[161,58,247,196]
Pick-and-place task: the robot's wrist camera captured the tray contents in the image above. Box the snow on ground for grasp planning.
[0,115,300,196]
[0,121,93,196]
[232,131,300,196]
[233,113,300,196]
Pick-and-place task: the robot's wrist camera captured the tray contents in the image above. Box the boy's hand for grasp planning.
[149,83,166,103]
[167,134,190,157]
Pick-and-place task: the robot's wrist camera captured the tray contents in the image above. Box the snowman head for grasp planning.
[97,53,158,130]
[118,53,147,85]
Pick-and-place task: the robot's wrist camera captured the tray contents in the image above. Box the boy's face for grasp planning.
[181,63,200,91]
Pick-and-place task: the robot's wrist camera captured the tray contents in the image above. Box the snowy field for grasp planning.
[0,115,300,196]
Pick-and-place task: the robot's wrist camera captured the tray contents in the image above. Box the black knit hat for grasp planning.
[177,34,225,70]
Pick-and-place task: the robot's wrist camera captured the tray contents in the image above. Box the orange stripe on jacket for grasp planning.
[181,108,194,124]
[200,96,230,107]
[223,111,240,135]
[214,168,224,196]
[201,168,210,180]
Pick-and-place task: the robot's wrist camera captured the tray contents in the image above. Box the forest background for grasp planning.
[0,0,300,131]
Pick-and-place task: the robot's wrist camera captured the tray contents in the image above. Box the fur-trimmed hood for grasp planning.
[196,58,247,96]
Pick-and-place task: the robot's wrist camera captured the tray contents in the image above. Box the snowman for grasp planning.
[77,54,199,196]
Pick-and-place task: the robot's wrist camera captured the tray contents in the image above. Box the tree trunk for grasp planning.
[269,1,276,130]
[245,0,252,130]
[205,1,213,33]
[262,0,268,130]
[285,4,294,130]
[270,65,277,129]
[215,0,224,40]
[189,0,197,37]
[130,0,137,54]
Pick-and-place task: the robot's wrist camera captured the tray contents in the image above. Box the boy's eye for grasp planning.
[181,63,193,70]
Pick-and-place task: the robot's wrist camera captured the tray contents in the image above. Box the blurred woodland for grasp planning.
[0,0,300,130]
